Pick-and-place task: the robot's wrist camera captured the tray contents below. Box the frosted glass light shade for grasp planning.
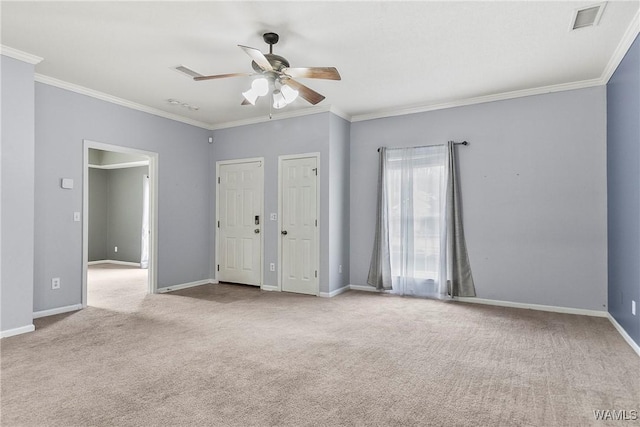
[272,89,287,109]
[252,78,269,96]
[242,88,259,105]
[280,85,299,104]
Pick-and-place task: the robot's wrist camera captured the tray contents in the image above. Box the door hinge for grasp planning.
[315,270,317,278]
[312,168,317,176]
[217,221,220,228]
[315,219,317,227]
[217,265,219,271]
[217,177,220,184]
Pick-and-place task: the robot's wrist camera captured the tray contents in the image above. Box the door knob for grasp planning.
[254,229,260,233]
[281,230,288,235]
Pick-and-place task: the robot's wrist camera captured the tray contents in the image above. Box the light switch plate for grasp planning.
[61,178,74,189]
[270,213,277,221]
[73,212,81,222]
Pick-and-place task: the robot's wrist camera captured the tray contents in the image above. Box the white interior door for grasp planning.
[280,156,319,295]
[218,161,263,286]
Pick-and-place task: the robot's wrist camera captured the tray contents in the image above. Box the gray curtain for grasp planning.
[445,141,475,297]
[367,142,475,297]
[367,147,392,290]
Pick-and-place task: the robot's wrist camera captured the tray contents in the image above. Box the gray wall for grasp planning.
[88,166,148,263]
[34,83,211,311]
[350,86,608,311]
[106,166,148,262]
[88,168,108,261]
[1,55,36,333]
[211,113,332,292]
[328,114,351,292]
[607,35,639,346]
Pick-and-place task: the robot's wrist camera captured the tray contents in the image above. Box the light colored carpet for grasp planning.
[87,263,148,313]
[1,269,638,426]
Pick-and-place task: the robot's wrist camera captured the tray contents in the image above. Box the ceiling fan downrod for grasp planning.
[263,32,279,55]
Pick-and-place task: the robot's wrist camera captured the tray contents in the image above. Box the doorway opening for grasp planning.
[82,140,158,309]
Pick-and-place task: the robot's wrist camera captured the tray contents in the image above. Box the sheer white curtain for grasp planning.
[386,146,448,298]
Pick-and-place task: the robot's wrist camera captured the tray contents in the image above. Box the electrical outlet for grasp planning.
[114,246,118,253]
[270,263,275,272]
[51,278,60,290]
[632,300,636,316]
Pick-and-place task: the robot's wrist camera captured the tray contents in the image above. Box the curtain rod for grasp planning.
[377,141,468,152]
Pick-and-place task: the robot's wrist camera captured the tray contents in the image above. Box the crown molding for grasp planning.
[1,45,43,64]
[34,74,213,130]
[328,105,351,122]
[210,105,330,130]
[601,9,640,84]
[210,104,351,130]
[351,77,604,123]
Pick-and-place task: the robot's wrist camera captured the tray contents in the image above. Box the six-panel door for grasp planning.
[280,156,318,295]
[218,161,263,286]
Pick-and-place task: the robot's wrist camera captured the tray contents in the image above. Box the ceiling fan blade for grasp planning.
[194,72,251,81]
[175,65,204,78]
[238,45,273,71]
[283,78,326,105]
[282,67,341,80]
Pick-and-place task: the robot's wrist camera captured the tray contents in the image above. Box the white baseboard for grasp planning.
[351,285,608,318]
[454,297,608,318]
[157,279,212,293]
[349,284,385,293]
[607,313,640,357]
[210,279,219,284]
[88,260,141,267]
[261,285,279,292]
[319,285,350,298]
[33,304,83,319]
[1,324,35,338]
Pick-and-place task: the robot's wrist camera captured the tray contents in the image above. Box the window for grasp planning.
[385,146,447,296]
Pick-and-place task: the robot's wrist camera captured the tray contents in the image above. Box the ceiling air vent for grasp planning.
[571,3,606,30]
[173,65,203,78]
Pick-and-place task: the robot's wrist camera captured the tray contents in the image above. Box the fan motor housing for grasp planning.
[252,54,290,73]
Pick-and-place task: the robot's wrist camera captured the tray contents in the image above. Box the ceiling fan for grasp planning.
[193,32,341,108]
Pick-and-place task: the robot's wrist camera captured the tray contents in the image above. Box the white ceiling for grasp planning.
[2,1,639,129]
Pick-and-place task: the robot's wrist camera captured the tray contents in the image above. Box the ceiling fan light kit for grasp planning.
[272,89,287,109]
[194,32,340,114]
[280,85,299,104]
[242,77,270,105]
